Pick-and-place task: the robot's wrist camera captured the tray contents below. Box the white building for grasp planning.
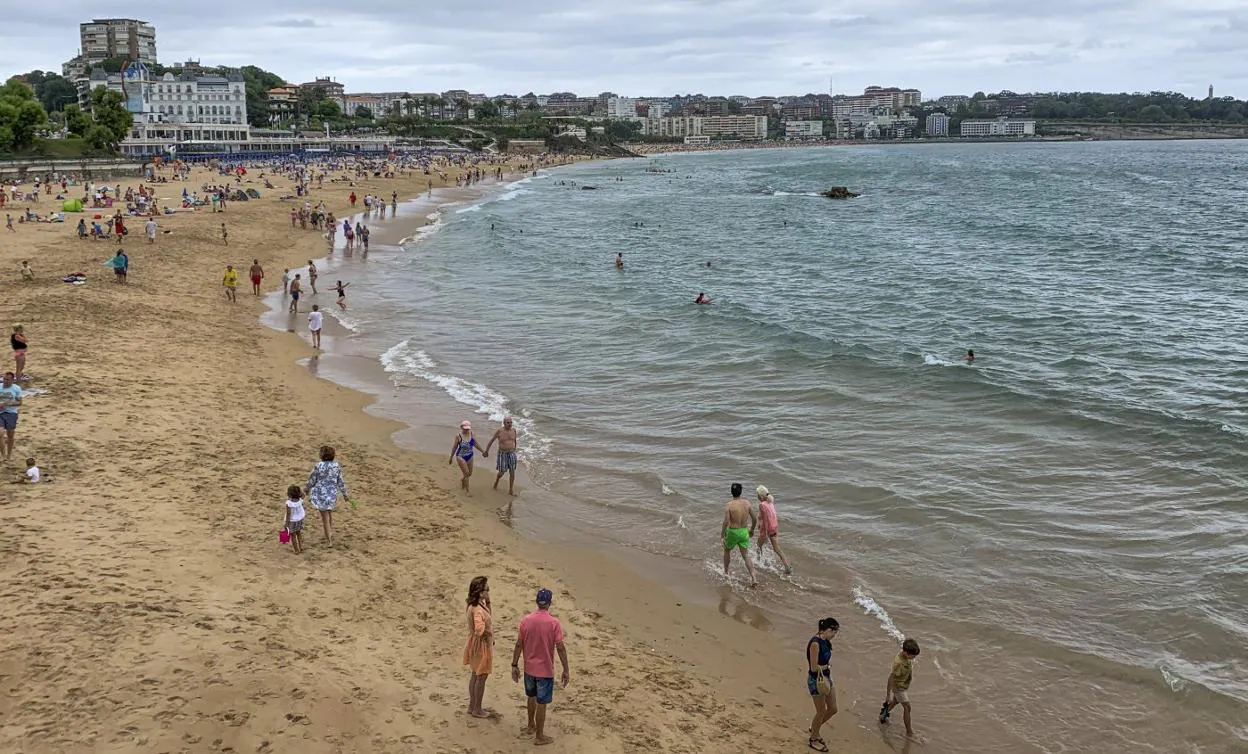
[784,120,823,139]
[97,62,252,152]
[606,96,638,118]
[925,112,950,136]
[959,118,1036,137]
[636,116,701,138]
[701,115,767,139]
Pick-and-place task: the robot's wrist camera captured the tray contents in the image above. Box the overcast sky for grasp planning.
[3,2,1245,99]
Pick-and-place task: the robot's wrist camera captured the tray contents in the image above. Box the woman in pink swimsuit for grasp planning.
[756,485,792,575]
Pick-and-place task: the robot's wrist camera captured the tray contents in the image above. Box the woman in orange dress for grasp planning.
[463,575,494,718]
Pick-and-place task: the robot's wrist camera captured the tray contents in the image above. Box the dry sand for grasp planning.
[0,158,896,753]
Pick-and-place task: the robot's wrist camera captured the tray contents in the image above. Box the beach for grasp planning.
[0,158,897,753]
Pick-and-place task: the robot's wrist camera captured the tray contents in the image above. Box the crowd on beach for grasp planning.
[2,149,925,751]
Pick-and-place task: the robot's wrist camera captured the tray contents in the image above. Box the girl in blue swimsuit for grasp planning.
[449,420,487,494]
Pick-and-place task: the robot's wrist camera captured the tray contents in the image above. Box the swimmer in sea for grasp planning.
[615,253,624,269]
[695,292,711,305]
[966,349,975,363]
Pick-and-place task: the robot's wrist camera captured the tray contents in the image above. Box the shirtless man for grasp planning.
[288,274,302,313]
[486,416,519,499]
[721,482,758,587]
[249,258,264,295]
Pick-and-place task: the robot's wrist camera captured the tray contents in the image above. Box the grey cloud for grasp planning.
[0,0,1242,98]
[270,18,322,28]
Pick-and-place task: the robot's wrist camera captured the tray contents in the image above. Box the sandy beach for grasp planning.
[0,158,903,753]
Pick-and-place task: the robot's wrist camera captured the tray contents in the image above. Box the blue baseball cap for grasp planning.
[536,588,553,606]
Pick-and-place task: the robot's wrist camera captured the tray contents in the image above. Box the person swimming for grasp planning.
[695,292,711,305]
[966,349,975,363]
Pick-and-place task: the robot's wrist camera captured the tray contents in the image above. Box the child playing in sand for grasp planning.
[284,485,306,554]
[282,268,290,294]
[880,638,921,740]
[16,457,39,483]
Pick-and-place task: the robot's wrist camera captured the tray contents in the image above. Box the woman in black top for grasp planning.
[11,325,27,380]
[806,617,839,751]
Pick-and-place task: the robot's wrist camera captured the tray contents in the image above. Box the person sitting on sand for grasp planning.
[755,485,792,574]
[16,456,40,483]
[463,576,495,719]
[695,292,711,305]
[449,420,486,495]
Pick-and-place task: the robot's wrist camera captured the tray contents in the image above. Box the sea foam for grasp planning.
[852,585,906,641]
[379,339,551,461]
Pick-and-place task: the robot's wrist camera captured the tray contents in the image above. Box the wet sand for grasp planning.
[0,160,898,752]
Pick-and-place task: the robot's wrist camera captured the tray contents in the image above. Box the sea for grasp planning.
[266,140,1248,753]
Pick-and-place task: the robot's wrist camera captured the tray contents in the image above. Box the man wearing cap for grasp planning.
[512,588,570,746]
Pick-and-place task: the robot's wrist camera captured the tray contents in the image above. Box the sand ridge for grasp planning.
[0,158,890,753]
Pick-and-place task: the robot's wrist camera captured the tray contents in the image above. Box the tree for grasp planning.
[296,85,324,122]
[317,99,341,119]
[355,105,373,119]
[238,65,286,127]
[0,79,49,152]
[64,103,91,136]
[88,85,133,149]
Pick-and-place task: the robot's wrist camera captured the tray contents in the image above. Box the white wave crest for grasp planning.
[852,584,906,641]
[379,339,551,461]
[923,353,953,366]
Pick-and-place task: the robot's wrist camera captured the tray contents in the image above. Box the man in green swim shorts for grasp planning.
[722,482,758,587]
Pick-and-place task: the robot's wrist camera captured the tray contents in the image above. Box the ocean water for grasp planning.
[298,142,1248,753]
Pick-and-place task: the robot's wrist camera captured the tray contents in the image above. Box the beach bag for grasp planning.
[815,667,833,696]
[279,529,291,544]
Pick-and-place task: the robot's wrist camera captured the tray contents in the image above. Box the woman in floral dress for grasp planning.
[306,445,351,546]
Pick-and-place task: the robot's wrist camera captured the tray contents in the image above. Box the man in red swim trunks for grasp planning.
[249,259,265,296]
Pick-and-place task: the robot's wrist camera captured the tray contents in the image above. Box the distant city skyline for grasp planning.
[2,2,1244,99]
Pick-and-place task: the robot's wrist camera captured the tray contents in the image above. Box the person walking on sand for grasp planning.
[144,217,157,243]
[722,482,758,587]
[111,249,128,283]
[222,265,238,302]
[289,274,302,313]
[249,259,264,296]
[0,371,22,462]
[449,420,486,495]
[755,485,792,574]
[221,223,229,246]
[463,576,496,719]
[308,305,323,349]
[305,445,351,546]
[880,638,922,741]
[10,325,27,381]
[307,260,318,294]
[486,416,519,498]
[334,280,349,310]
[807,617,840,752]
[512,588,570,746]
[283,485,306,554]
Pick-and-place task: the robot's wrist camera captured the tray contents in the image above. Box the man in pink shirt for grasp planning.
[511,588,570,746]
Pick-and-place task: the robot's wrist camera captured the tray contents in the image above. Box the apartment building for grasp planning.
[925,112,951,136]
[606,96,639,118]
[959,118,1036,137]
[80,18,157,65]
[784,120,824,139]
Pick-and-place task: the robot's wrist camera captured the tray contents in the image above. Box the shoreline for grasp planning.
[0,156,896,752]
